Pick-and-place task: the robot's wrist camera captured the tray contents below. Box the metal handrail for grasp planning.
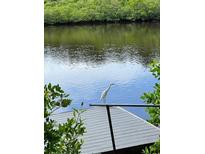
[90,103,160,107]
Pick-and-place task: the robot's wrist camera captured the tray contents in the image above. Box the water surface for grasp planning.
[44,23,160,119]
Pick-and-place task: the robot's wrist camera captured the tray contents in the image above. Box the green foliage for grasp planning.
[141,61,160,154]
[44,0,160,24]
[142,140,160,154]
[44,83,86,154]
[141,62,160,126]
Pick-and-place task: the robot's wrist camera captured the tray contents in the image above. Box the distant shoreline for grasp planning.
[45,0,160,25]
[44,20,160,26]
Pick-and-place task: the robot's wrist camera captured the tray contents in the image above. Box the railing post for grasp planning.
[106,105,117,154]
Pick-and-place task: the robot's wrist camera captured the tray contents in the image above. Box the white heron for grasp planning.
[100,83,115,103]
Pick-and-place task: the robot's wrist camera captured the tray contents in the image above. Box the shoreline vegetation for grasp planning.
[45,0,160,25]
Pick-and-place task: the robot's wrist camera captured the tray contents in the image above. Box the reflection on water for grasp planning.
[44,23,160,119]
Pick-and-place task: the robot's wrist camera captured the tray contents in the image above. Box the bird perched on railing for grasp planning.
[100,83,115,103]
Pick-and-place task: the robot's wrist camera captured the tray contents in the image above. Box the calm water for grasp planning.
[44,23,160,119]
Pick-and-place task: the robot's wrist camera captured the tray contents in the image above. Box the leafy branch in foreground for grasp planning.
[142,140,160,154]
[141,62,160,126]
[44,83,86,154]
[141,61,160,154]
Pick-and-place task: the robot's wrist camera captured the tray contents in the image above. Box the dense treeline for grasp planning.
[44,0,160,25]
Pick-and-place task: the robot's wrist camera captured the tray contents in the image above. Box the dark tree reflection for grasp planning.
[45,23,159,67]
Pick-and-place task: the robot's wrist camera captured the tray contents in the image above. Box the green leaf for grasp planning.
[61,99,71,107]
